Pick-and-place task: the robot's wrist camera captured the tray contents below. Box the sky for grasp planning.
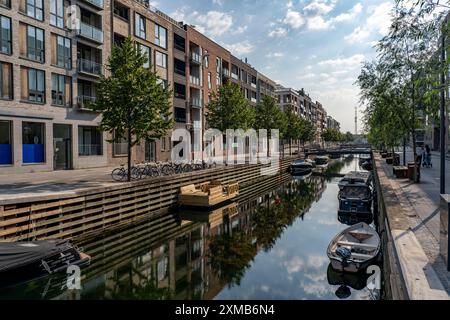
[150,0,396,133]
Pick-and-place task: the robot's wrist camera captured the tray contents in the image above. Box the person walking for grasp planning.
[425,145,432,168]
[420,146,426,167]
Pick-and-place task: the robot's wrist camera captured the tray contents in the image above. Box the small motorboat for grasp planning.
[327,263,371,292]
[0,240,91,288]
[315,156,329,166]
[288,160,313,176]
[327,222,380,273]
[338,211,373,226]
[338,171,372,190]
[338,180,372,217]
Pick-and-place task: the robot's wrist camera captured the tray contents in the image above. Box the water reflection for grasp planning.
[1,158,379,300]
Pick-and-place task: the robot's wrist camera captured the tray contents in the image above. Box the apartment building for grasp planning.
[256,72,276,103]
[327,116,340,131]
[315,102,327,142]
[230,56,258,106]
[275,85,302,116]
[0,0,111,173]
[184,25,231,158]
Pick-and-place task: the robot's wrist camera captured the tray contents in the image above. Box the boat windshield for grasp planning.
[340,186,371,199]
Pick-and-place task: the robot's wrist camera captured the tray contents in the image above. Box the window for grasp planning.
[51,73,71,107]
[0,62,12,99]
[174,107,186,123]
[145,140,156,161]
[155,51,167,68]
[174,83,186,100]
[135,13,145,39]
[113,131,128,156]
[216,58,221,73]
[50,0,64,28]
[78,126,102,156]
[204,55,209,68]
[161,136,166,151]
[154,24,167,48]
[114,2,129,21]
[0,120,12,165]
[174,58,185,76]
[22,67,45,103]
[208,72,212,89]
[137,43,150,68]
[26,25,45,62]
[54,35,71,69]
[26,0,44,21]
[0,0,11,8]
[174,33,185,52]
[157,78,167,89]
[22,122,45,163]
[0,15,11,54]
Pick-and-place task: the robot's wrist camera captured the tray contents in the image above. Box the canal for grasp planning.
[0,156,380,300]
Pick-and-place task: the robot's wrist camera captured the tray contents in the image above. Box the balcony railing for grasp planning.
[174,68,186,76]
[78,59,103,76]
[190,52,202,64]
[82,0,103,8]
[223,68,230,78]
[190,75,200,86]
[77,22,104,43]
[231,73,239,80]
[251,98,257,103]
[251,82,257,88]
[78,95,97,110]
[190,97,203,109]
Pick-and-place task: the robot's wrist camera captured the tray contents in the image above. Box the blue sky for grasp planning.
[151,0,395,132]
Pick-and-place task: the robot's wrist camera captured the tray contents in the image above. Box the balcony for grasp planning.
[77,95,97,110]
[190,75,201,86]
[231,73,239,80]
[190,97,203,109]
[251,82,257,89]
[251,98,257,103]
[77,22,104,43]
[223,68,230,78]
[193,121,202,130]
[190,52,202,65]
[78,59,103,76]
[82,0,104,9]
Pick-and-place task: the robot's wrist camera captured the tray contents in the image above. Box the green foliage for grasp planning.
[299,118,317,143]
[206,82,255,131]
[254,95,286,136]
[322,128,342,142]
[93,37,173,146]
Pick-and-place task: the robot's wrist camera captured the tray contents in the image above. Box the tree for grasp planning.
[322,128,339,145]
[299,119,316,147]
[282,106,303,155]
[254,95,285,156]
[344,131,354,142]
[93,37,173,181]
[206,82,255,161]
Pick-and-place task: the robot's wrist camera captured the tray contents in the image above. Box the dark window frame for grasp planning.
[26,0,44,21]
[51,73,71,107]
[50,0,64,28]
[56,35,72,69]
[78,125,103,156]
[154,23,167,49]
[134,13,146,39]
[0,15,12,55]
[0,61,13,100]
[26,25,45,63]
[26,67,46,103]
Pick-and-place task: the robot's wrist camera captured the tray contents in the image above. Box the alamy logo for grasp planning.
[66,5,81,31]
[366,265,381,290]
[66,265,81,290]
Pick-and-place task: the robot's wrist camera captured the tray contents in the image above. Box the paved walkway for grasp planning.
[385,149,450,293]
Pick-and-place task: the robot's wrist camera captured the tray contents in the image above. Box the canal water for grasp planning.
[0,156,380,300]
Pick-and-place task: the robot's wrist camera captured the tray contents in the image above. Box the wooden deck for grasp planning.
[0,158,297,241]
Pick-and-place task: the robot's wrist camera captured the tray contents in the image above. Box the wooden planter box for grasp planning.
[393,166,408,179]
[386,157,393,164]
[407,163,420,181]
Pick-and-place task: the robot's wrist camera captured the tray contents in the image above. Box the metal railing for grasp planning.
[223,68,230,77]
[83,0,103,8]
[77,22,104,43]
[190,75,200,86]
[190,97,203,108]
[78,59,103,76]
[78,95,97,109]
[190,52,202,64]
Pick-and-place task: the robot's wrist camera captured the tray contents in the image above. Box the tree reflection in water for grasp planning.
[208,177,321,288]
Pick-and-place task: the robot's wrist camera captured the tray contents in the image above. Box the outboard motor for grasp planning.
[336,247,352,271]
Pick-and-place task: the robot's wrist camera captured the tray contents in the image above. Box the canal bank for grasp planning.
[373,153,450,300]
[0,157,380,300]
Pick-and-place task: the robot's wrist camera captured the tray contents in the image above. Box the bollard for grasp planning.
[440,195,450,271]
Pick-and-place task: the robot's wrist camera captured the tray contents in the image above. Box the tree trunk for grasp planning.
[289,138,292,156]
[127,130,132,182]
[267,129,270,158]
[412,129,419,183]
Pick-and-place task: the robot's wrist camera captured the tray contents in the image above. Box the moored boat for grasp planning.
[338,171,372,190]
[338,180,372,217]
[327,222,380,273]
[315,156,329,166]
[0,240,90,288]
[288,160,313,176]
[179,180,239,209]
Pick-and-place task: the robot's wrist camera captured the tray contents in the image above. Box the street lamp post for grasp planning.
[440,31,446,195]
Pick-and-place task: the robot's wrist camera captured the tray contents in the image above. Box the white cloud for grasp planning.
[192,11,233,37]
[283,9,306,29]
[283,256,305,274]
[212,0,225,5]
[333,3,363,23]
[318,54,365,68]
[266,52,285,58]
[233,25,248,34]
[307,15,332,30]
[268,27,288,38]
[303,0,336,15]
[344,2,393,43]
[225,41,255,55]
